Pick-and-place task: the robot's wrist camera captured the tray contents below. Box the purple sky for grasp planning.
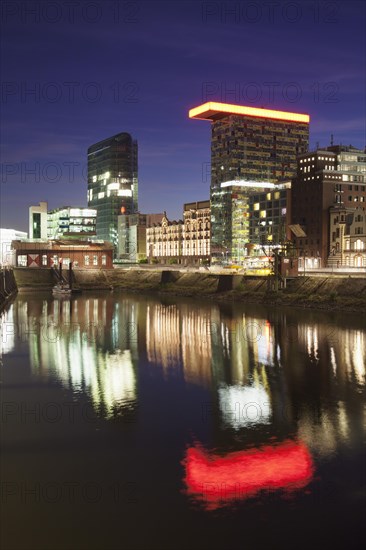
[1,0,365,232]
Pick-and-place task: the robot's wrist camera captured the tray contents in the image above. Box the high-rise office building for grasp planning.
[189,102,309,258]
[87,133,138,252]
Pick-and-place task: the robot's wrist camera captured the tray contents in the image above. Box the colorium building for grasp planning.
[189,102,309,260]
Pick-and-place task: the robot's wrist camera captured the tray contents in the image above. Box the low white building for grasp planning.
[47,207,97,239]
[0,228,28,265]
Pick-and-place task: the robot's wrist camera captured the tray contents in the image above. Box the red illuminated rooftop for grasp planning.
[189,101,310,123]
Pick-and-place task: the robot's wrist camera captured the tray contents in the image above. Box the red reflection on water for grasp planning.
[183,440,313,509]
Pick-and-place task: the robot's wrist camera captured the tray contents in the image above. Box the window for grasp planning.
[354,239,364,250]
[84,255,90,266]
[32,213,41,238]
[93,255,98,266]
[17,255,27,267]
[42,255,47,266]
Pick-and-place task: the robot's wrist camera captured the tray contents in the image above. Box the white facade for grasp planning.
[0,228,27,265]
[47,207,97,239]
[146,215,183,260]
[182,201,211,259]
[29,201,48,239]
[329,206,366,267]
[146,203,211,264]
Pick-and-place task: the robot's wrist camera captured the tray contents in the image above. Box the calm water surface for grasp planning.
[1,291,365,550]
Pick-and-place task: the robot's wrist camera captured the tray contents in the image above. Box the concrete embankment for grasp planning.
[0,269,18,312]
[13,267,55,290]
[13,268,366,312]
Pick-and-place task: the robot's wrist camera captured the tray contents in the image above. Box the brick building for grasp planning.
[291,145,366,268]
[12,240,114,269]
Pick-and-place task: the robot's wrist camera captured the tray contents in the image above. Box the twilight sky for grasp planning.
[1,0,365,232]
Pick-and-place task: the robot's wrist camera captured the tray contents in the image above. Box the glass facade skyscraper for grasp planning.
[87,133,138,252]
[189,103,309,259]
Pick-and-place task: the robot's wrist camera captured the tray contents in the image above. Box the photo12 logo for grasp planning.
[1,81,139,105]
[1,1,140,24]
[201,81,339,105]
[201,2,340,25]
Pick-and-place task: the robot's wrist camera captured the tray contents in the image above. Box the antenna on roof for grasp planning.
[316,141,319,150]
[330,134,334,146]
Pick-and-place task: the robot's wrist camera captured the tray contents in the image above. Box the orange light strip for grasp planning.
[189,102,310,123]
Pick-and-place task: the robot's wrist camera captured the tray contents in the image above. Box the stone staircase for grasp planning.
[327,251,342,268]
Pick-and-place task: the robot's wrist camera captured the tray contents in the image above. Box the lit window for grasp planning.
[17,255,27,267]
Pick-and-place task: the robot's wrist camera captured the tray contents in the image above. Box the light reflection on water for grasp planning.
[1,292,365,521]
[183,439,314,510]
[1,293,365,434]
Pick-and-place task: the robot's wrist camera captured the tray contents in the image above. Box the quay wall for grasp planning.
[12,268,366,312]
[0,268,18,312]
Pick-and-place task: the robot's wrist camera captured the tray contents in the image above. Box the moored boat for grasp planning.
[52,283,72,296]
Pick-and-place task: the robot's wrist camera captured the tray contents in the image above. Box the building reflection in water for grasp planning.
[1,295,137,419]
[1,293,365,493]
[146,303,212,386]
